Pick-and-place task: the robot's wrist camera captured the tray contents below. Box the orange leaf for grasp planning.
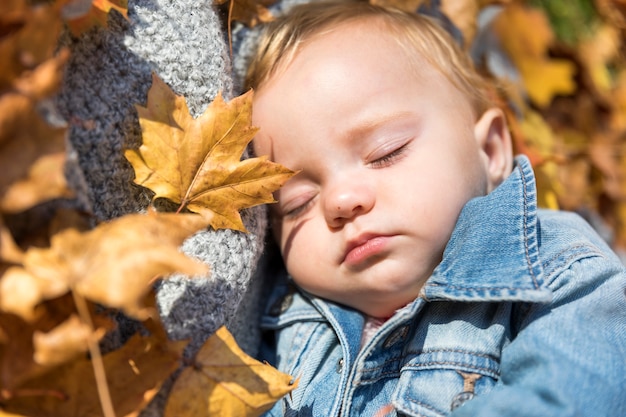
[165,326,297,417]
[125,74,296,232]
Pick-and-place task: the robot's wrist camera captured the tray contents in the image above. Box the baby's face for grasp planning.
[253,23,504,317]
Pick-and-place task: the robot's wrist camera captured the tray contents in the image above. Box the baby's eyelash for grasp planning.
[283,197,316,219]
[370,144,408,168]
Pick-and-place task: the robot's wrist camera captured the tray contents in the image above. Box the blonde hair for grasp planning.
[245,0,494,117]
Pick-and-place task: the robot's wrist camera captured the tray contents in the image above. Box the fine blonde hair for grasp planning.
[245,0,494,117]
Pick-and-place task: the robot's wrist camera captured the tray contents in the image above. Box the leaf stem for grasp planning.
[228,0,234,57]
[72,290,116,417]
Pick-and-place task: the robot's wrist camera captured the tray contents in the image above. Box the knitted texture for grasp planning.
[56,0,266,360]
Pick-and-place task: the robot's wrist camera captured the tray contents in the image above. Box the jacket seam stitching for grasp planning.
[520,163,540,289]
[541,246,604,280]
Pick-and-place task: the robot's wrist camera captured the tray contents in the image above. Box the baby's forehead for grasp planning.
[300,17,403,53]
[291,21,445,84]
[251,5,487,117]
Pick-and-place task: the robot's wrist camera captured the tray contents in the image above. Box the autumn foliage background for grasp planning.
[2,0,626,416]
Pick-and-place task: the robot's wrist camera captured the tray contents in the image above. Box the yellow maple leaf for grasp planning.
[493,3,577,108]
[125,74,296,232]
[165,326,297,417]
[518,59,577,108]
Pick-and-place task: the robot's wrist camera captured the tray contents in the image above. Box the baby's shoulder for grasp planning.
[536,208,624,281]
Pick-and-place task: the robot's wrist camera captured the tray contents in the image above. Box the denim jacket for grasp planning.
[259,155,626,417]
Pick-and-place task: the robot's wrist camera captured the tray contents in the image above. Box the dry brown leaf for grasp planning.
[230,0,275,28]
[595,0,626,29]
[492,3,577,107]
[0,0,64,91]
[12,48,69,100]
[1,151,72,214]
[125,74,296,232]
[608,69,626,132]
[0,0,26,15]
[0,312,46,390]
[578,24,621,93]
[553,156,595,211]
[2,328,185,417]
[0,267,67,321]
[590,130,626,201]
[0,93,69,213]
[33,314,102,367]
[216,0,277,27]
[34,212,210,318]
[1,212,210,321]
[0,216,24,264]
[47,207,92,237]
[0,411,28,417]
[0,293,115,393]
[165,326,297,417]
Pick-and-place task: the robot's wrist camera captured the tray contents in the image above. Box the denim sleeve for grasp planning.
[451,255,626,417]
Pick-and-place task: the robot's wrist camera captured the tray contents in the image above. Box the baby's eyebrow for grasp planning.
[343,111,414,140]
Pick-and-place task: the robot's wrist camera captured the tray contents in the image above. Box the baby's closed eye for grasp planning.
[279,190,318,219]
[369,142,410,168]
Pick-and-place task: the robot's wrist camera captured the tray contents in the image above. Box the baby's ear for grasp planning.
[474,108,513,191]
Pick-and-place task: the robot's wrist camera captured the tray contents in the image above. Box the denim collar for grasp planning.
[422,155,552,303]
[277,155,552,335]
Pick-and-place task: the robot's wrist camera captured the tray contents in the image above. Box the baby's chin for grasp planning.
[328,293,416,320]
[357,302,410,320]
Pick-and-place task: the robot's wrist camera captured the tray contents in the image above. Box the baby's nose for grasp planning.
[323,179,374,227]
